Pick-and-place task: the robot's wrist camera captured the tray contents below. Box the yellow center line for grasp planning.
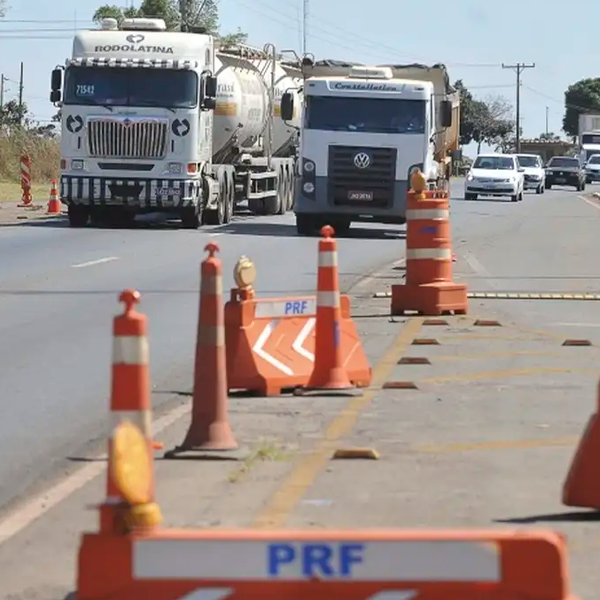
[414,437,579,453]
[251,317,424,529]
[420,367,598,384]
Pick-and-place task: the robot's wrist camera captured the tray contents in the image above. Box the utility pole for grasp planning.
[302,0,308,55]
[545,106,549,136]
[502,62,535,153]
[18,61,23,125]
[0,74,6,109]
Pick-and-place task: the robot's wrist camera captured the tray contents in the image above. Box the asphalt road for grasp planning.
[0,205,406,512]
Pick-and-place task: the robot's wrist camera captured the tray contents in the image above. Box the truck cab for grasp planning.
[281,60,456,235]
[50,17,219,228]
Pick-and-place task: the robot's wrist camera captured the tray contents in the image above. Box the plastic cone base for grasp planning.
[294,384,363,398]
[164,421,238,459]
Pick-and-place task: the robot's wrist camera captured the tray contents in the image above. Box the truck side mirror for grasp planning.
[205,75,217,99]
[51,68,62,92]
[50,90,61,103]
[202,97,216,110]
[440,100,453,128]
[281,92,294,121]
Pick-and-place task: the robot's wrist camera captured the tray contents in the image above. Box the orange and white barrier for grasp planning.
[100,289,159,533]
[78,523,578,600]
[167,241,237,456]
[225,246,371,396]
[391,170,468,316]
[47,178,61,214]
[18,154,32,207]
[563,379,600,509]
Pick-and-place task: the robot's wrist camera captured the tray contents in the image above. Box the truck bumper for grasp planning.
[60,176,201,209]
[294,176,408,224]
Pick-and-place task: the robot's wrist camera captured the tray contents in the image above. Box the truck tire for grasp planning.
[224,169,235,223]
[276,166,286,215]
[286,166,295,211]
[204,170,226,225]
[296,213,316,236]
[68,204,89,228]
[181,205,201,229]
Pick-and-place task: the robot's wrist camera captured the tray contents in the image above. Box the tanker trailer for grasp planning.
[213,44,301,216]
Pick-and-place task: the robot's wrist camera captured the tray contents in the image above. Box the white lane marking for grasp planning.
[461,251,496,288]
[549,322,600,327]
[292,317,315,361]
[0,403,190,546]
[579,194,600,211]
[71,256,119,268]
[355,258,405,291]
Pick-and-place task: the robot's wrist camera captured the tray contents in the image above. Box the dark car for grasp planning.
[545,156,586,191]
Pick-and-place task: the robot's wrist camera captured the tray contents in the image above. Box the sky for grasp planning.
[2,0,597,156]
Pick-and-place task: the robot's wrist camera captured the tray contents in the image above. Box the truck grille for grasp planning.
[87,118,168,159]
[328,146,397,208]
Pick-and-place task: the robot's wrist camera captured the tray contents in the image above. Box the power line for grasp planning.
[502,62,535,152]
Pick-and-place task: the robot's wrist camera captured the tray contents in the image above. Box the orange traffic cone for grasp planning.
[562,380,600,509]
[47,179,61,214]
[165,241,237,457]
[99,290,162,533]
[295,225,361,397]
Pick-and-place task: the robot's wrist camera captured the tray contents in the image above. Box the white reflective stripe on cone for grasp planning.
[113,336,149,365]
[198,324,225,347]
[407,248,452,260]
[318,249,338,267]
[406,209,449,220]
[317,290,340,307]
[110,409,152,437]
[201,273,223,295]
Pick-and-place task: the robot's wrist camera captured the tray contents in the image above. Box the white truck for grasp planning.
[280,58,460,235]
[49,17,303,228]
[578,113,600,165]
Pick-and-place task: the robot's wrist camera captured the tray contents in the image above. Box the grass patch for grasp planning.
[0,128,59,199]
[228,438,288,483]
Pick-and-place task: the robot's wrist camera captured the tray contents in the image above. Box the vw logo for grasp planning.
[354,152,371,169]
[126,33,145,44]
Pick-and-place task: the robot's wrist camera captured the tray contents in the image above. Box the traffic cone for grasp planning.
[295,225,361,397]
[99,289,162,533]
[562,380,600,509]
[47,179,61,214]
[165,241,237,457]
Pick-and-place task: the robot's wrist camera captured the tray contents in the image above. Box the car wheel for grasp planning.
[511,193,518,202]
[546,183,552,189]
[536,184,543,194]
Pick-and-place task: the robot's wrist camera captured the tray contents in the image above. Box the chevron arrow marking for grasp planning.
[292,317,315,361]
[176,588,233,600]
[252,320,294,375]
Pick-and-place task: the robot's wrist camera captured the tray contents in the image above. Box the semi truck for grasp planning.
[49,17,303,228]
[280,58,460,235]
[578,113,600,164]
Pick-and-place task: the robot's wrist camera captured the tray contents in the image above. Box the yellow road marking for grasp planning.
[442,333,546,341]
[436,350,559,361]
[414,437,578,453]
[420,367,594,384]
[251,317,424,529]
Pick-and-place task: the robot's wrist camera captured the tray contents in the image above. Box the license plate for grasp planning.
[555,178,565,183]
[157,187,180,197]
[348,190,373,201]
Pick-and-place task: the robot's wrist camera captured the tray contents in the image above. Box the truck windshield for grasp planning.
[581,134,600,145]
[63,66,198,109]
[305,96,425,134]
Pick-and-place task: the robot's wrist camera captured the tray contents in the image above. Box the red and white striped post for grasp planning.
[18,154,33,207]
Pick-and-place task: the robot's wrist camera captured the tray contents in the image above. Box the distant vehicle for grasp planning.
[584,153,600,183]
[544,156,586,191]
[464,153,524,202]
[515,154,545,194]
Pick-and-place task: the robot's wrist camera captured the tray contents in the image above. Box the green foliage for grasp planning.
[454,80,514,150]
[563,78,600,137]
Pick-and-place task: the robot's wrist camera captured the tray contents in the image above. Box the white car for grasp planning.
[464,153,524,202]
[585,153,600,183]
[516,153,545,194]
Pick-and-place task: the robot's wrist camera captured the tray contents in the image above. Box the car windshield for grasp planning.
[473,156,515,170]
[548,157,579,168]
[305,96,426,134]
[63,66,198,109]
[516,155,540,167]
[588,156,600,164]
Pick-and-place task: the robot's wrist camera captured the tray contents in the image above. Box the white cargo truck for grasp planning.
[50,17,303,228]
[280,58,460,235]
[578,113,600,165]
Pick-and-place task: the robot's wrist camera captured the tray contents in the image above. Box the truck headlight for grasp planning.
[303,159,315,173]
[71,159,84,170]
[303,182,315,194]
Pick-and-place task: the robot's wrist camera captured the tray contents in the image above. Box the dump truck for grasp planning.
[280,58,460,235]
[50,17,303,228]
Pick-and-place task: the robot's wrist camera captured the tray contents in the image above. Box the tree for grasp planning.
[563,78,600,138]
[539,132,560,141]
[0,0,6,18]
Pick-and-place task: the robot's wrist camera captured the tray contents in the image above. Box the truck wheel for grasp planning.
[204,171,226,225]
[277,170,287,215]
[225,170,235,222]
[296,214,316,236]
[287,168,295,210]
[181,206,201,229]
[68,204,89,228]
